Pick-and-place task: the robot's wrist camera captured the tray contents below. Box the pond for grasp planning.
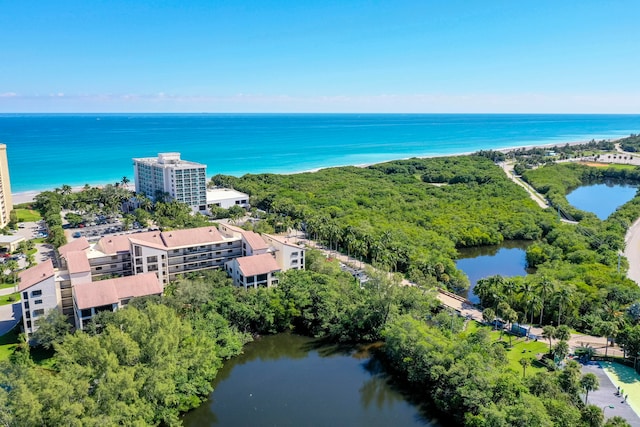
[182,333,440,426]
[566,181,638,220]
[456,240,533,304]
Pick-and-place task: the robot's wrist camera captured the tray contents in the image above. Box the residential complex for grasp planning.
[133,152,207,211]
[0,143,13,228]
[18,224,305,335]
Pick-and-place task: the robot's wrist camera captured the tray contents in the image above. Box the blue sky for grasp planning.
[1,1,639,113]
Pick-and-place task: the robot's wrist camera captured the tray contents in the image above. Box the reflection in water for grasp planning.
[566,181,638,220]
[183,334,439,426]
[456,240,532,304]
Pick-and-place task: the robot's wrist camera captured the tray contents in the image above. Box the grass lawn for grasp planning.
[0,281,16,290]
[15,208,42,222]
[0,292,20,306]
[0,325,20,361]
[470,323,550,376]
[30,237,46,244]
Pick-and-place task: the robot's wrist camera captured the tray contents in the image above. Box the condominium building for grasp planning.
[133,152,207,211]
[18,224,305,334]
[0,144,13,228]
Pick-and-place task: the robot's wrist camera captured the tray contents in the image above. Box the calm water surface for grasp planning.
[456,241,532,304]
[566,181,638,220]
[182,333,439,427]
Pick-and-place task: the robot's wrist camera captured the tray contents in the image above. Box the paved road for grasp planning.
[499,161,550,209]
[581,362,640,426]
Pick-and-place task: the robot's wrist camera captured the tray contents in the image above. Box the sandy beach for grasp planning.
[12,184,105,205]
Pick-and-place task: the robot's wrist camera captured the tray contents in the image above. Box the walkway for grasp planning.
[499,161,549,209]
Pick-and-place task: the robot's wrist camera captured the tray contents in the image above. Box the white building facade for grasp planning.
[133,152,208,211]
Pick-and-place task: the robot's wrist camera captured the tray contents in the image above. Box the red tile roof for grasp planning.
[58,237,90,258]
[236,253,280,277]
[160,226,225,248]
[65,251,91,274]
[242,231,269,251]
[18,260,55,292]
[96,231,163,254]
[74,272,162,310]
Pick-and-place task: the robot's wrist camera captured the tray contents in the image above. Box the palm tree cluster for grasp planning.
[475,274,578,329]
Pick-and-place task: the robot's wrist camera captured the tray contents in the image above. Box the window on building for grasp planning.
[26,320,31,329]
[33,309,45,316]
[34,299,42,304]
[22,291,28,300]
[25,311,30,319]
[147,256,158,263]
[96,266,102,271]
[32,290,42,297]
[81,309,92,318]
[121,299,130,306]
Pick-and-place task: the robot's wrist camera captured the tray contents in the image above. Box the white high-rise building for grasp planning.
[133,152,207,211]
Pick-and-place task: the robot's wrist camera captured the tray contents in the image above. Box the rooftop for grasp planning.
[242,230,269,252]
[59,237,90,258]
[206,188,249,200]
[18,260,55,292]
[161,226,225,248]
[236,253,280,277]
[74,272,162,310]
[0,234,25,244]
[65,250,91,274]
[133,152,205,169]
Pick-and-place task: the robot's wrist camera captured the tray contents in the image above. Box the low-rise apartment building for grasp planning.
[18,223,305,334]
[74,273,162,330]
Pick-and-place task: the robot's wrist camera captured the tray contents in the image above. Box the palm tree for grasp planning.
[504,308,518,347]
[581,405,604,427]
[554,285,574,326]
[482,308,496,328]
[527,294,542,336]
[553,340,570,362]
[543,325,556,355]
[519,357,532,378]
[536,277,554,325]
[121,176,130,188]
[580,373,599,404]
[4,260,19,285]
[555,325,571,342]
[598,321,617,358]
[503,279,520,307]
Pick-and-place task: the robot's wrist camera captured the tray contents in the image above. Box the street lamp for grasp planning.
[603,405,614,416]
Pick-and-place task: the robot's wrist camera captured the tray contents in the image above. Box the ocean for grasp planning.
[1,113,639,194]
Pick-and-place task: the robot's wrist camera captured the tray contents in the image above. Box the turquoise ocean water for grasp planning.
[1,114,639,193]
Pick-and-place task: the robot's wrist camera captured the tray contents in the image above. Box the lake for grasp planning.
[456,241,533,304]
[566,181,638,220]
[182,333,440,426]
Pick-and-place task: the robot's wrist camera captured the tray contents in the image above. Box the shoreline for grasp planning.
[10,137,622,205]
